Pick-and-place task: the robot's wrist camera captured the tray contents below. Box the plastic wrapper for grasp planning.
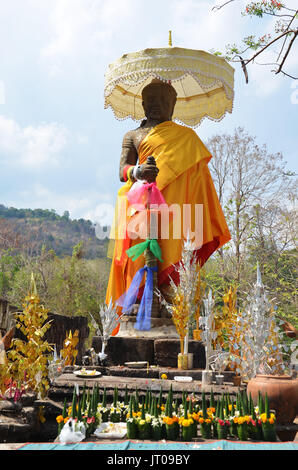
[59,418,86,445]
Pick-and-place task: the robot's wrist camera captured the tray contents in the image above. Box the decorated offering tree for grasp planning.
[239,264,290,380]
[160,237,202,367]
[60,330,79,366]
[90,300,125,362]
[6,273,53,399]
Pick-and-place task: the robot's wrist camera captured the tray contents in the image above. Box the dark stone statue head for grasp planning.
[142,79,177,122]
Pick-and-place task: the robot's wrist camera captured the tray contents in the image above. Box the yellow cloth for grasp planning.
[106,121,231,333]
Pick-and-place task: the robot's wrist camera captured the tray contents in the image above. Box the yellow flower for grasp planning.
[139,419,146,426]
[161,374,168,380]
[269,417,275,425]
[56,415,64,424]
[237,417,244,425]
[181,419,191,427]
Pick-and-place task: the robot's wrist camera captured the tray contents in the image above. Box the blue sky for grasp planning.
[0,0,297,225]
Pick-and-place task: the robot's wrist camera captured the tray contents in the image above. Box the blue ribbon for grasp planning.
[116,265,158,331]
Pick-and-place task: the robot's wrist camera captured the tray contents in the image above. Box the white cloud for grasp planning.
[0,116,69,168]
[170,0,247,50]
[40,0,140,75]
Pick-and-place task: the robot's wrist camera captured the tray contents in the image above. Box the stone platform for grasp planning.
[2,367,298,444]
[48,366,242,404]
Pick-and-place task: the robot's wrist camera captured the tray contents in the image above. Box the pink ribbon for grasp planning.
[127,181,166,208]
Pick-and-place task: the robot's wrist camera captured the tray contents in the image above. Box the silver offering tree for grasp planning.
[157,235,199,355]
[239,263,288,379]
[90,300,125,362]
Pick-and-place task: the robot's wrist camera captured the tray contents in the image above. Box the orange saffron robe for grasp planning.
[106,121,231,334]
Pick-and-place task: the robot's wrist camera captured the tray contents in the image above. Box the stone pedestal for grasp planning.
[118,315,178,338]
[92,336,206,369]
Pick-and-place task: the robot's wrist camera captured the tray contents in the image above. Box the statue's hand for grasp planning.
[136,163,159,182]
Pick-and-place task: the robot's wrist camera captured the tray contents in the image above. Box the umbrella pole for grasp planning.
[145,156,160,319]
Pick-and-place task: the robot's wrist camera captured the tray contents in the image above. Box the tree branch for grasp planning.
[212,0,237,11]
[244,29,296,66]
[275,29,298,74]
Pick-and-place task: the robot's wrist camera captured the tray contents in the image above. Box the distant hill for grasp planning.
[0,204,109,258]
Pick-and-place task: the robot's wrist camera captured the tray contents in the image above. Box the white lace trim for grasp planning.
[103,99,234,128]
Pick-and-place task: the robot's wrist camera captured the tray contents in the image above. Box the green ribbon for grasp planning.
[126,239,163,263]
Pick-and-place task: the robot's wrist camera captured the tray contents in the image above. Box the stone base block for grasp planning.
[92,336,155,366]
[154,338,206,368]
[91,336,206,369]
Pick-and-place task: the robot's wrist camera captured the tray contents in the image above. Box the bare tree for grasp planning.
[207,127,296,285]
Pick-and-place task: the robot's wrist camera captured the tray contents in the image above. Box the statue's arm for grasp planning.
[119,131,138,182]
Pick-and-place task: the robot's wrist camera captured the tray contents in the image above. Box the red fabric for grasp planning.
[123,165,133,182]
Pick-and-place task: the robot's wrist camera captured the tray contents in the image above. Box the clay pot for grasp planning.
[247,374,298,441]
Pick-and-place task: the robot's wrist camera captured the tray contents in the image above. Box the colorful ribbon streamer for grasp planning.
[127,181,166,207]
[116,265,158,331]
[126,238,163,263]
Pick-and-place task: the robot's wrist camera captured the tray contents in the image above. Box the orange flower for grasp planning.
[163,416,174,426]
[56,415,64,424]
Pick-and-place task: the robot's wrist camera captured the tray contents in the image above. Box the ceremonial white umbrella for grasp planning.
[104,39,234,127]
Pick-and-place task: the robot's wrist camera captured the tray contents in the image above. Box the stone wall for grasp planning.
[0,298,18,336]
[0,298,89,364]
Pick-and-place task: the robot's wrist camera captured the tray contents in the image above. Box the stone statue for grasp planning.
[106,79,231,335]
[119,80,177,183]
